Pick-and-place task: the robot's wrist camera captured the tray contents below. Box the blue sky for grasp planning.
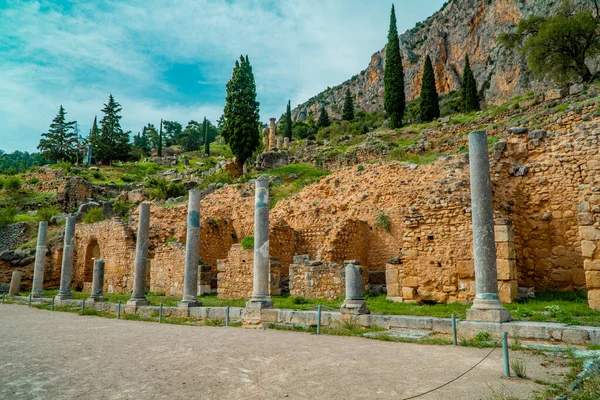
[0,0,445,153]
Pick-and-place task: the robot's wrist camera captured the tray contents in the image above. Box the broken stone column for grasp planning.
[31,221,48,298]
[246,176,273,309]
[127,203,150,306]
[269,118,277,150]
[9,271,21,295]
[276,136,283,149]
[341,262,370,315]
[262,128,270,150]
[179,190,201,308]
[89,259,105,302]
[283,137,290,149]
[57,216,76,300]
[466,131,510,323]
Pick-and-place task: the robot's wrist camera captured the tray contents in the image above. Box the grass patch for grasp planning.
[374,213,392,233]
[241,236,254,250]
[82,208,104,224]
[260,164,330,207]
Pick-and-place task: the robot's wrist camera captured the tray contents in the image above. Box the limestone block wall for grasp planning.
[289,258,346,300]
[149,242,185,296]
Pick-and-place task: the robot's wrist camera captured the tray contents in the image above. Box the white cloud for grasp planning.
[0,0,445,152]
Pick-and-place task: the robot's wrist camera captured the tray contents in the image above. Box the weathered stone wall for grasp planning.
[149,242,185,296]
[289,258,345,300]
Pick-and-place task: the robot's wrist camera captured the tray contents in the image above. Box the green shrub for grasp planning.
[37,206,60,222]
[510,358,527,379]
[4,176,21,192]
[112,201,131,219]
[356,164,364,172]
[0,207,17,226]
[374,213,392,233]
[241,236,254,249]
[92,170,104,180]
[82,208,104,224]
[54,162,73,174]
[145,177,187,200]
[473,332,492,342]
[27,177,40,185]
[292,296,308,305]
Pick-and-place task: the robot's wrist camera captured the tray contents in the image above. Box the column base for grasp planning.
[126,298,149,306]
[88,296,106,303]
[246,299,273,309]
[178,300,202,308]
[341,299,370,315]
[56,292,73,300]
[467,298,511,322]
[31,291,45,299]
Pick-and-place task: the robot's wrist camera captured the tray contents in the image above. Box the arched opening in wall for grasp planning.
[80,239,100,291]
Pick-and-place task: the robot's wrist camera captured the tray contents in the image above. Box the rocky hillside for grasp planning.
[292,0,597,121]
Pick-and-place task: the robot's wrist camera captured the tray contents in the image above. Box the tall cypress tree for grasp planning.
[158,118,163,157]
[38,105,77,162]
[419,55,440,122]
[203,117,210,154]
[462,54,480,112]
[317,106,331,128]
[284,100,292,140]
[342,89,355,121]
[97,94,130,165]
[222,55,260,167]
[384,4,405,129]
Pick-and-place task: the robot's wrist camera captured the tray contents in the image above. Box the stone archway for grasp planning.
[80,239,100,291]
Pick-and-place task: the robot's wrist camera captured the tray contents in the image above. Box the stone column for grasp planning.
[31,221,48,298]
[89,259,105,302]
[276,137,283,149]
[127,203,151,306]
[466,131,510,322]
[269,118,277,150]
[246,176,273,309]
[283,137,290,149]
[9,271,22,295]
[262,128,270,150]
[57,216,76,300]
[179,190,201,307]
[341,262,370,315]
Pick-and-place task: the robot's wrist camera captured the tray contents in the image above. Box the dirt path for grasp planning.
[0,305,570,399]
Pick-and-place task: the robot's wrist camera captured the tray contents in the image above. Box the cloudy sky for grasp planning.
[0,0,445,153]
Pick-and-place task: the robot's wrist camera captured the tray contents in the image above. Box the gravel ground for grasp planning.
[0,305,571,399]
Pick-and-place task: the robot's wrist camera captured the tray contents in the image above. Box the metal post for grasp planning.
[317,305,322,335]
[159,303,163,323]
[451,314,458,345]
[226,305,230,327]
[117,300,121,319]
[28,293,32,307]
[502,332,510,377]
[51,295,55,311]
[81,299,85,314]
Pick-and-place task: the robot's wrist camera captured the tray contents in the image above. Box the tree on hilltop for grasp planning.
[342,89,355,121]
[317,106,331,128]
[38,105,77,162]
[419,55,440,122]
[97,94,131,165]
[384,4,406,129]
[461,54,480,112]
[284,100,293,140]
[499,0,600,83]
[222,55,260,167]
[203,117,210,154]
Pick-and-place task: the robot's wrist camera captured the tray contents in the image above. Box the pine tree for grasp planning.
[284,100,292,140]
[342,89,355,121]
[38,105,77,162]
[462,54,480,112]
[222,55,260,167]
[419,55,440,122]
[97,94,131,165]
[201,117,209,155]
[158,119,163,157]
[317,106,331,128]
[384,4,406,129]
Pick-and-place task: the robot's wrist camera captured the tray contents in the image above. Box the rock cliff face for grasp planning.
[292,0,594,121]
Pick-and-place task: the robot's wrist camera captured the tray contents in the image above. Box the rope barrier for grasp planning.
[400,337,505,400]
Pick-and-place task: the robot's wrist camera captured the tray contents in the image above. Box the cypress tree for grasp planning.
[38,105,77,162]
[462,54,480,112]
[284,100,292,140]
[384,4,406,129]
[342,89,355,121]
[97,94,131,165]
[203,117,210,155]
[419,55,440,122]
[317,106,331,128]
[158,118,163,157]
[222,55,260,167]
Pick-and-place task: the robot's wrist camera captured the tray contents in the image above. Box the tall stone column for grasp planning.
[179,190,201,307]
[57,216,76,299]
[269,118,277,150]
[9,271,22,295]
[466,131,510,322]
[31,221,48,298]
[341,262,370,315]
[127,203,151,306]
[90,259,105,302]
[246,176,273,309]
[262,128,270,150]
